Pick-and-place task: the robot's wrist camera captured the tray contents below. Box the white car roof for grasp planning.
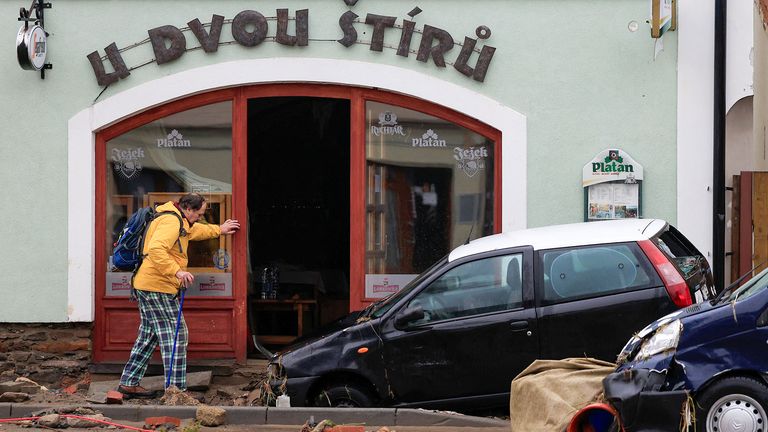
[449,219,668,262]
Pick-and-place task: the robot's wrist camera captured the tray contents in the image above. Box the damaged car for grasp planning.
[268,219,714,411]
[607,267,768,432]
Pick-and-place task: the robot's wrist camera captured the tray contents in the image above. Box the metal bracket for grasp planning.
[18,0,52,79]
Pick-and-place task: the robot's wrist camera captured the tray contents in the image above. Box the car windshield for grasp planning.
[716,267,768,304]
[368,255,449,319]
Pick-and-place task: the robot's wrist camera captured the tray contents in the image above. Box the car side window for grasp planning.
[540,243,655,304]
[407,254,524,324]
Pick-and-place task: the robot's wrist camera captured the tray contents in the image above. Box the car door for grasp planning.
[535,242,670,362]
[379,247,538,407]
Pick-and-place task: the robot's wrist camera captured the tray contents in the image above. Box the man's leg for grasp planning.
[144,291,188,390]
[120,290,159,386]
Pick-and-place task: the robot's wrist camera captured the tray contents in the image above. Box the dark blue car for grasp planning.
[609,268,768,432]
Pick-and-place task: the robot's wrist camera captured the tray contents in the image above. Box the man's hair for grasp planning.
[179,193,206,211]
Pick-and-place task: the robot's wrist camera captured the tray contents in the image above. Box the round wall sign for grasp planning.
[16,25,47,71]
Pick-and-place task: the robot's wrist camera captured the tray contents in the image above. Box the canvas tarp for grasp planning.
[509,357,616,432]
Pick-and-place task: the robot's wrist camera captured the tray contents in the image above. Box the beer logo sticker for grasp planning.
[213,249,230,270]
[371,111,407,136]
[157,129,191,148]
[412,129,447,148]
[112,147,145,180]
[372,277,400,294]
[454,146,488,178]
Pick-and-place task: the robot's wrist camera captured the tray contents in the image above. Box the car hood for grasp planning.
[618,301,717,364]
[640,301,716,338]
[278,310,364,354]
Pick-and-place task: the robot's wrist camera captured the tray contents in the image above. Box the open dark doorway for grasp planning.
[246,97,350,355]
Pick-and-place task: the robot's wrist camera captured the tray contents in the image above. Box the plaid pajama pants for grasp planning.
[120,290,188,390]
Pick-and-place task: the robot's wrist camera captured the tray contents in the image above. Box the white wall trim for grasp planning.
[677,1,714,263]
[67,58,528,321]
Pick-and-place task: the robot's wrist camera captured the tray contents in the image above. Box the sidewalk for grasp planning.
[0,403,509,430]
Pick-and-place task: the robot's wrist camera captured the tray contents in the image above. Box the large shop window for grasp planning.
[105,102,233,297]
[365,101,495,299]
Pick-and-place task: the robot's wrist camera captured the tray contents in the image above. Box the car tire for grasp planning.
[695,376,768,432]
[313,382,374,408]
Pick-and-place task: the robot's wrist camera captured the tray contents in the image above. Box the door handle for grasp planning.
[509,321,529,331]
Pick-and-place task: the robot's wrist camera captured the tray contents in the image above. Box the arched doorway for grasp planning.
[92,83,504,364]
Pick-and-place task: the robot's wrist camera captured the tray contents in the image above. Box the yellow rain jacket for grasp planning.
[133,201,221,295]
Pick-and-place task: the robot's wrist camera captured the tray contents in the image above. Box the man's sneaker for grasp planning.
[117,385,157,399]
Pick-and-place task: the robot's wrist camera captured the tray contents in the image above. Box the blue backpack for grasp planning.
[112,206,184,272]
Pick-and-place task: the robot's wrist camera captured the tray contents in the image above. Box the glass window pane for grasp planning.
[105,101,233,297]
[365,101,495,299]
[540,243,657,304]
[407,254,522,324]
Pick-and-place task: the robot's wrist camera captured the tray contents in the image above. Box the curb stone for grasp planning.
[0,403,507,427]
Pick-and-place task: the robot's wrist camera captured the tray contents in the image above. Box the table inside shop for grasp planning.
[251,270,323,345]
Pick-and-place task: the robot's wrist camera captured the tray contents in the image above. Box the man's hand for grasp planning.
[220,219,240,235]
[176,270,195,288]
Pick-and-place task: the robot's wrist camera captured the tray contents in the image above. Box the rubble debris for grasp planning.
[196,405,227,426]
[145,416,181,429]
[66,414,111,428]
[0,379,39,395]
[160,386,201,406]
[105,390,123,404]
[37,414,62,428]
[0,391,29,402]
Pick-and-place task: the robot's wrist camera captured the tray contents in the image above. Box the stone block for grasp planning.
[106,390,123,404]
[141,370,212,391]
[32,340,90,353]
[330,426,365,432]
[41,360,84,369]
[0,392,29,403]
[395,408,509,427]
[196,406,226,426]
[222,407,266,425]
[138,405,197,422]
[95,404,140,422]
[145,416,181,428]
[66,414,109,428]
[266,408,396,426]
[0,403,11,418]
[0,381,39,395]
[37,413,61,427]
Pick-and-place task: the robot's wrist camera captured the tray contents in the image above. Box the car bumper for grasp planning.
[270,376,319,407]
[603,369,688,430]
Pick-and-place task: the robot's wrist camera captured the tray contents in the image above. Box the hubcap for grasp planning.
[707,393,767,432]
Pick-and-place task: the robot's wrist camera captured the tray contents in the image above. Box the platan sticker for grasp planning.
[112,147,145,180]
[372,277,400,294]
[412,129,447,147]
[370,111,407,137]
[157,129,191,148]
[213,249,230,270]
[454,146,488,177]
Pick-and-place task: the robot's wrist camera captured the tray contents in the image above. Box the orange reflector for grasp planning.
[357,347,369,354]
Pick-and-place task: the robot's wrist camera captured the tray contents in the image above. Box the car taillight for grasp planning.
[638,240,692,308]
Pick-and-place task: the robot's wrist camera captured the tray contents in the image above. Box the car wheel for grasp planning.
[313,383,374,408]
[696,376,768,432]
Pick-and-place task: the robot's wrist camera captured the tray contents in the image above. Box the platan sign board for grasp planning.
[583,149,644,221]
[582,149,644,187]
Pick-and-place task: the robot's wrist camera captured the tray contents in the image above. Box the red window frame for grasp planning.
[93,84,501,363]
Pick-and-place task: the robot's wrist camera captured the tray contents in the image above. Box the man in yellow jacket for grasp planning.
[118,193,240,398]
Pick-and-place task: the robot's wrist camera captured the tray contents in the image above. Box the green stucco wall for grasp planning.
[0,0,677,321]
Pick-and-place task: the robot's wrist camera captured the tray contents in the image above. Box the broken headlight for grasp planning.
[636,319,682,361]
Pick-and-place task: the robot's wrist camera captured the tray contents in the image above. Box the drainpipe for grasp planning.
[713,0,727,291]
